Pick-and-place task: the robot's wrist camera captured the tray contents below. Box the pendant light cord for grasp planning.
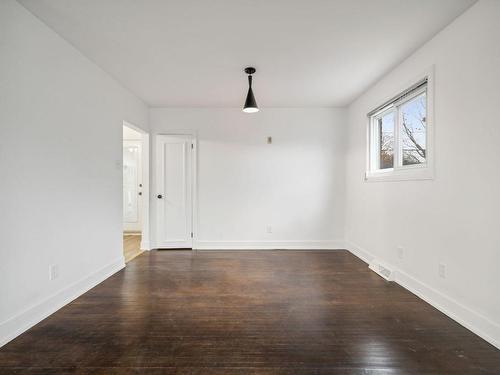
[248,74,252,87]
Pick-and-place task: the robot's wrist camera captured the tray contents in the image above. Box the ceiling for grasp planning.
[19,0,475,107]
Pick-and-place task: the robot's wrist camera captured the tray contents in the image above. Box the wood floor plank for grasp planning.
[0,250,499,374]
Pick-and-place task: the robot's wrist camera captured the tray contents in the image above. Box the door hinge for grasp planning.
[190,232,193,238]
[191,143,194,149]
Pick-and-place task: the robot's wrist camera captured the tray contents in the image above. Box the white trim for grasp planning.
[194,240,345,250]
[192,137,199,249]
[140,239,151,251]
[369,258,396,281]
[345,240,500,350]
[0,257,125,348]
[140,132,151,249]
[365,66,435,182]
[365,164,434,182]
[345,241,374,264]
[397,269,500,350]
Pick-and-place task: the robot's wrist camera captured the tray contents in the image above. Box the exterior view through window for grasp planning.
[368,78,429,179]
[378,111,395,169]
[401,92,426,165]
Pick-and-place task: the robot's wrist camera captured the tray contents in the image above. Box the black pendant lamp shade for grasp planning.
[243,67,259,113]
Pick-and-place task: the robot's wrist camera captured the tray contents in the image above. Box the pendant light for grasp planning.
[242,67,259,113]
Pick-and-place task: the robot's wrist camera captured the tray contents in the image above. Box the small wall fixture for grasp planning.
[242,67,259,113]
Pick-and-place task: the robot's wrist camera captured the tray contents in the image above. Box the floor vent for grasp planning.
[369,259,395,281]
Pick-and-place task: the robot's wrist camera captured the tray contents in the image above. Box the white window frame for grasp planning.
[365,68,434,182]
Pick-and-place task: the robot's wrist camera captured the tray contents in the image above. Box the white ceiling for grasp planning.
[19,0,475,107]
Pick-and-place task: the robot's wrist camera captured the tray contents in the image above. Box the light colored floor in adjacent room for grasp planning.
[123,234,142,263]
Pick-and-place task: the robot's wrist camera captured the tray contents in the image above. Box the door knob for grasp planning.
[157,194,163,199]
[138,192,142,196]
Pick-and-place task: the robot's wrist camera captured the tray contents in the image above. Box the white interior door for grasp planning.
[123,140,142,232]
[156,135,193,248]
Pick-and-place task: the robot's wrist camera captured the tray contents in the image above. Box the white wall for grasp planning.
[345,0,500,348]
[150,108,346,249]
[0,0,148,346]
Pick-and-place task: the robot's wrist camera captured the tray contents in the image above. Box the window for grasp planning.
[366,76,433,181]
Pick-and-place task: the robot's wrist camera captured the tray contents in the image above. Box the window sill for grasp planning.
[365,166,434,182]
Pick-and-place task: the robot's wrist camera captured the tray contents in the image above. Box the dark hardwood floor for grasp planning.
[1,250,499,374]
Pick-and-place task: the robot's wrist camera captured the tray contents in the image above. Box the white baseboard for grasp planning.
[140,239,151,250]
[194,240,345,250]
[345,241,374,264]
[396,269,500,350]
[0,257,125,348]
[345,240,500,350]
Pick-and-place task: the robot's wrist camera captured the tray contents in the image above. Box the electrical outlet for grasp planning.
[266,225,272,234]
[49,264,59,281]
[397,246,404,260]
[438,263,446,279]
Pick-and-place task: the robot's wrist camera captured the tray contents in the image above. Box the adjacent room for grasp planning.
[1,0,499,373]
[122,123,146,262]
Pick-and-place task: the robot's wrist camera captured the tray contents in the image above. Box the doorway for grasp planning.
[123,122,150,262]
[155,134,196,249]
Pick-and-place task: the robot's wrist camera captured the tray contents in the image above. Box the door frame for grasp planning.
[153,130,198,249]
[123,121,151,250]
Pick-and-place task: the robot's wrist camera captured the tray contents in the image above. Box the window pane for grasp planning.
[379,112,394,169]
[401,93,426,165]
